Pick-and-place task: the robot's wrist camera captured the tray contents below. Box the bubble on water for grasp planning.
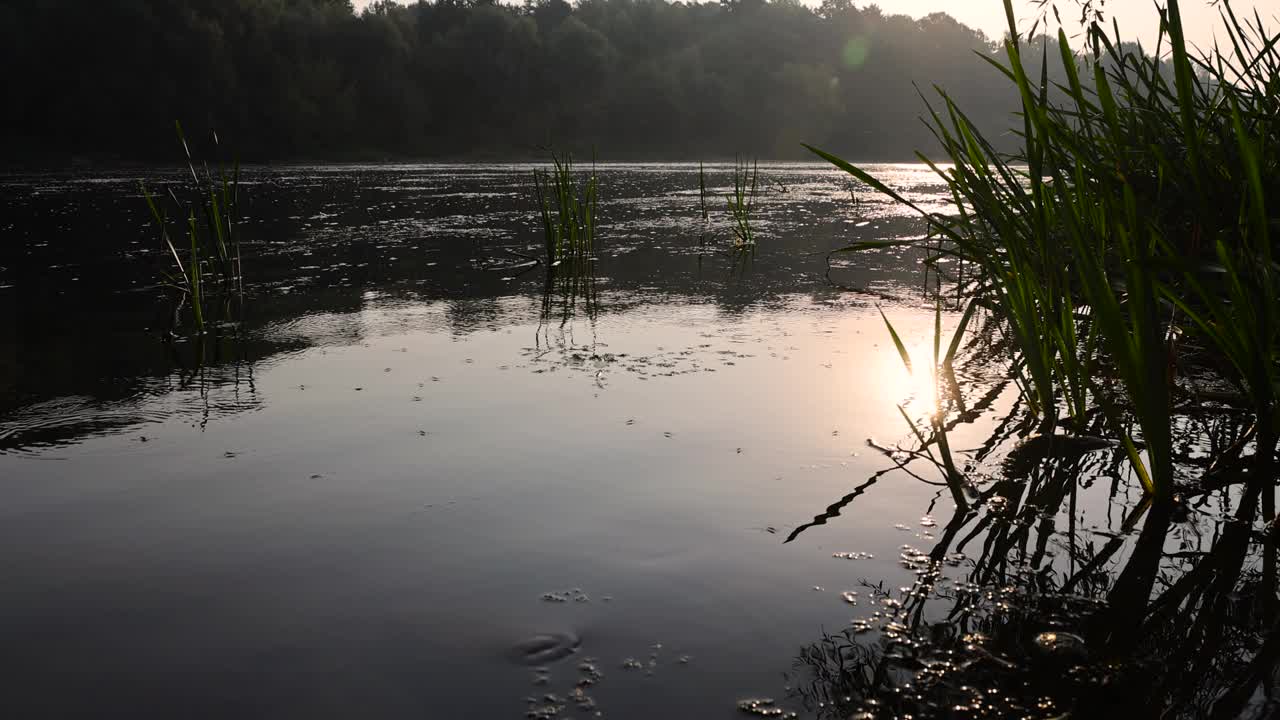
[988,495,1011,514]
[1032,631,1088,662]
[884,621,909,636]
[833,551,875,560]
[841,591,859,605]
[525,697,564,720]
[568,686,596,712]
[736,698,799,718]
[525,651,606,716]
[900,546,934,571]
[919,515,937,528]
[542,588,591,604]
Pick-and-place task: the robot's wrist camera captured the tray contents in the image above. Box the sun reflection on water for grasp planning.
[876,334,944,426]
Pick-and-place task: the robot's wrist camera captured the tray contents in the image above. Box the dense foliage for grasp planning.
[816,0,1279,509]
[1,0,1033,162]
[803,2,1280,714]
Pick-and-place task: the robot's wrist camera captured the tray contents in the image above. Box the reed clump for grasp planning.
[809,0,1279,503]
[141,121,242,333]
[533,152,599,265]
[727,156,759,247]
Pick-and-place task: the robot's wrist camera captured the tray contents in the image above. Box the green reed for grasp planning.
[727,156,758,247]
[879,298,978,510]
[141,121,242,333]
[533,152,599,264]
[808,0,1279,503]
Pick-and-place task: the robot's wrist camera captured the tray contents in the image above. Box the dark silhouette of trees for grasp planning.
[1,0,1041,163]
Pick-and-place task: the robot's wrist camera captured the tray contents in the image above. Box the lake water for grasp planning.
[0,164,1233,718]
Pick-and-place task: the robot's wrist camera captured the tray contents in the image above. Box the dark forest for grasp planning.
[1,0,1040,162]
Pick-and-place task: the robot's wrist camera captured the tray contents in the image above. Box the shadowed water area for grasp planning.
[0,164,1273,719]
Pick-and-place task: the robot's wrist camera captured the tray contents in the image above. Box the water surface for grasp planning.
[0,164,1175,718]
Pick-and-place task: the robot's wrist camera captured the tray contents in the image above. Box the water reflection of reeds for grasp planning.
[534,261,602,382]
[785,317,1276,719]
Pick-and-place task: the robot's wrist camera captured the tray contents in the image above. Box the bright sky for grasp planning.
[893,0,1278,51]
[355,0,1278,51]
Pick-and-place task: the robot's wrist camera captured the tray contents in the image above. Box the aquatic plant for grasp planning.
[727,156,758,247]
[788,297,1273,720]
[877,299,977,510]
[807,0,1280,504]
[140,121,242,333]
[533,152,599,265]
[698,161,709,222]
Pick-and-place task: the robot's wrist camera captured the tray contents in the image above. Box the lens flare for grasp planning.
[842,36,870,69]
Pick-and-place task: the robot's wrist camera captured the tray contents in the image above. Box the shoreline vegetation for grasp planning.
[810,0,1278,509]
[792,0,1280,716]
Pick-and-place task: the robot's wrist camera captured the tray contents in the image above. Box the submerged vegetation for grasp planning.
[140,122,242,334]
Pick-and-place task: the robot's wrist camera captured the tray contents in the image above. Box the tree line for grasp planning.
[2,0,1055,163]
